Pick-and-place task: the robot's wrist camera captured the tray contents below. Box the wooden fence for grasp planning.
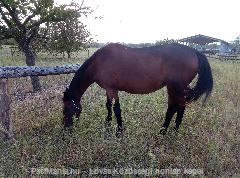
[0,64,80,141]
[205,54,240,61]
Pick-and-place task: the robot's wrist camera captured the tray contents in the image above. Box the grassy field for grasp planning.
[0,46,239,177]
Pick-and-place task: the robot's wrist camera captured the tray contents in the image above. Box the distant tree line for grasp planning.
[230,36,240,53]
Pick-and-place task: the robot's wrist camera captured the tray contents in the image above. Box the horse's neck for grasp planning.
[69,69,94,101]
[76,82,92,101]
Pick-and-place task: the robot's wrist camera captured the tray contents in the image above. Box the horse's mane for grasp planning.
[66,49,100,99]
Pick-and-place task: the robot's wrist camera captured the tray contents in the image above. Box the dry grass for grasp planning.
[0,48,239,177]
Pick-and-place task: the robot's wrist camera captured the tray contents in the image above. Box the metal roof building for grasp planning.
[179,34,229,45]
[179,34,231,54]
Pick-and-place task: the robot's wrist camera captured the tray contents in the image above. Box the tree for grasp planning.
[46,17,92,58]
[155,38,177,45]
[0,0,90,91]
[233,36,240,52]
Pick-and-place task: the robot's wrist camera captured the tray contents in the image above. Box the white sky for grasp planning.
[57,0,240,43]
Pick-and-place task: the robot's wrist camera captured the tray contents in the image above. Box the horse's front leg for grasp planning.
[160,84,185,135]
[105,89,124,138]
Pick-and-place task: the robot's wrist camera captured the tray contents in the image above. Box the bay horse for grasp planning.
[63,43,213,136]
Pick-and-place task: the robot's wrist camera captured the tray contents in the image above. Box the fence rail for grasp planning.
[0,64,81,79]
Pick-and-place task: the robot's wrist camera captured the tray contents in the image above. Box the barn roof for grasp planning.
[179,34,229,45]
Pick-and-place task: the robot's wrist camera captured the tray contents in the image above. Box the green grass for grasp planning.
[0,47,239,177]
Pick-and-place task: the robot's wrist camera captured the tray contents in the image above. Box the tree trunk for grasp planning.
[20,42,41,91]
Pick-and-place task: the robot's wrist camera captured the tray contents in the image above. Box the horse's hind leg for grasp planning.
[160,83,186,135]
[174,105,186,132]
[160,96,178,135]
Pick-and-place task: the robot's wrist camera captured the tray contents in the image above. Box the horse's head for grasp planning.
[63,88,82,128]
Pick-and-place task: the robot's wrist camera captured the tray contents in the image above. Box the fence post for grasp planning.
[0,79,14,140]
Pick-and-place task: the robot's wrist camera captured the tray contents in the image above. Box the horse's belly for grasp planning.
[97,75,165,94]
[95,63,166,94]
[119,80,165,94]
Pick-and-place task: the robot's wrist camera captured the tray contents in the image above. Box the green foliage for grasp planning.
[0,0,92,45]
[1,0,94,58]
[37,17,92,58]
[0,0,89,90]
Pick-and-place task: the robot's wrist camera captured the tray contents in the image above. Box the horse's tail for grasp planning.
[186,51,213,103]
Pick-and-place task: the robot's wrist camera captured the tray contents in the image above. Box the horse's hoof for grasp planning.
[116,127,124,138]
[160,127,167,135]
[116,131,123,138]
